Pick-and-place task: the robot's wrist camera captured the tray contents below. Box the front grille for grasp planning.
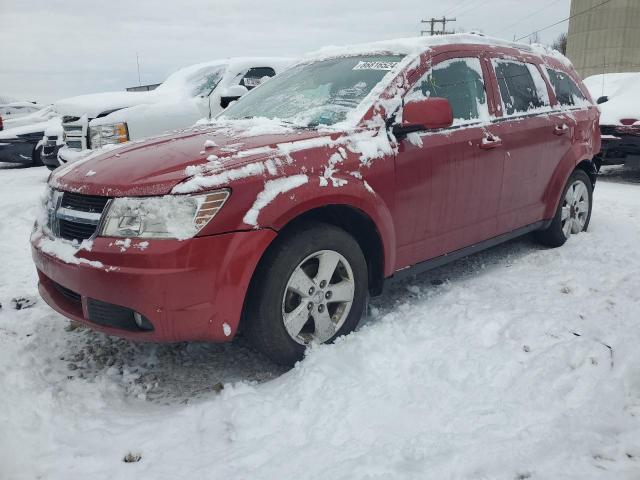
[59,219,98,241]
[87,298,154,332]
[66,140,82,150]
[54,282,81,304]
[51,191,111,242]
[61,192,110,213]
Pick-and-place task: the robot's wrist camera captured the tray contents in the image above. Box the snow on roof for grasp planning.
[302,33,541,61]
[156,57,293,95]
[53,57,295,118]
[584,72,640,125]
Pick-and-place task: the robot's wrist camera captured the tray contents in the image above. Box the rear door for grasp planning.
[485,57,559,232]
[393,51,505,268]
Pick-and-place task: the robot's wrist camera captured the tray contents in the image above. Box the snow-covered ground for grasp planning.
[1,164,640,479]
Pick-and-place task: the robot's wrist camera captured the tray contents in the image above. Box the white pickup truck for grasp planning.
[53,57,292,165]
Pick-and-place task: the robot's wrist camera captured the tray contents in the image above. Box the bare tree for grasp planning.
[552,32,568,55]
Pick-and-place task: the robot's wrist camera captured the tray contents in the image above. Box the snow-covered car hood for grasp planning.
[584,73,640,126]
[0,116,60,140]
[53,91,158,118]
[49,121,333,197]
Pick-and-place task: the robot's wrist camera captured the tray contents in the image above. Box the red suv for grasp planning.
[31,35,600,365]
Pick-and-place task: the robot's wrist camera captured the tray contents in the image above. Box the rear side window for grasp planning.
[241,67,277,90]
[406,57,489,124]
[546,68,588,107]
[493,60,550,116]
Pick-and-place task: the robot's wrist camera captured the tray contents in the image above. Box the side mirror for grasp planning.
[403,97,453,130]
[596,96,609,105]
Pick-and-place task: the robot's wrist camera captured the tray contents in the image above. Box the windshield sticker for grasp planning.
[353,61,399,71]
[243,77,264,87]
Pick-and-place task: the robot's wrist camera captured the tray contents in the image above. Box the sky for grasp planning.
[0,0,571,104]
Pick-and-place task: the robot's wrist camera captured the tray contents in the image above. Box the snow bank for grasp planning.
[2,168,640,479]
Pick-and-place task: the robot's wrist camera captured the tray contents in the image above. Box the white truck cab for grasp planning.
[54,57,292,165]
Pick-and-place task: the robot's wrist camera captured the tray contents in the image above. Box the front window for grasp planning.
[405,57,489,124]
[222,54,405,127]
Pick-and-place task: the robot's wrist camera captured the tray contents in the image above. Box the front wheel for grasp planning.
[245,222,368,365]
[535,169,593,247]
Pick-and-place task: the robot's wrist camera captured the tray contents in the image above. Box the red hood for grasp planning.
[49,126,333,196]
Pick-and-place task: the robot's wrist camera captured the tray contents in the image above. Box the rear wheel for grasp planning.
[245,222,368,365]
[535,169,593,247]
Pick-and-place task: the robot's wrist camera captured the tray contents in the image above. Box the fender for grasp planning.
[543,153,595,220]
[255,176,397,277]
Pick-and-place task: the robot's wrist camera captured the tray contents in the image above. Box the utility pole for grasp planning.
[421,17,456,36]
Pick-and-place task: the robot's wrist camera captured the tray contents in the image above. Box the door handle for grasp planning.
[479,135,502,149]
[553,124,569,136]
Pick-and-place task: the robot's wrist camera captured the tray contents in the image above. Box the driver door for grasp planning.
[393,52,505,269]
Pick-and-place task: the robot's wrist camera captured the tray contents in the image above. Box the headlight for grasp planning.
[89,122,128,149]
[99,190,230,239]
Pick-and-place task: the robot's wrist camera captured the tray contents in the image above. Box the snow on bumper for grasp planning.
[57,146,92,165]
[31,229,276,342]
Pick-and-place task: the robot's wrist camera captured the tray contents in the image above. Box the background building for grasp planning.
[566,0,640,78]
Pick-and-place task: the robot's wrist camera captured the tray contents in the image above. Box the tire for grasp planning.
[245,222,368,365]
[32,146,43,167]
[534,169,593,248]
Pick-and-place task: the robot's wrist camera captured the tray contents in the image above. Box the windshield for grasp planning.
[156,64,227,98]
[222,54,405,127]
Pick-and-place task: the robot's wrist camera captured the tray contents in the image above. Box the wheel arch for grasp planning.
[276,204,387,296]
[544,155,597,220]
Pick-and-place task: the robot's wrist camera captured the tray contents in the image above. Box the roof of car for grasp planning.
[303,33,570,67]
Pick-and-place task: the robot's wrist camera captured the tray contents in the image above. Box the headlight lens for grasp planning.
[100,190,230,239]
[89,122,129,149]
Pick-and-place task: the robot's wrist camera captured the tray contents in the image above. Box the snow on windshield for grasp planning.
[155,62,227,98]
[222,55,405,127]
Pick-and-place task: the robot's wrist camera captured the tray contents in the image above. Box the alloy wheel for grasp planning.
[281,249,355,345]
[561,179,590,238]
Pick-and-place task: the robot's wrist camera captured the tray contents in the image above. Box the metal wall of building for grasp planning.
[566,0,640,78]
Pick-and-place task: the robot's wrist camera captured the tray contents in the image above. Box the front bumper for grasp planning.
[31,229,276,342]
[0,140,34,164]
[57,145,91,165]
[42,137,62,170]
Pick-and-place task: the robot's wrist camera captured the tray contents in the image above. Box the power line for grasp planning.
[442,0,476,17]
[515,0,613,42]
[493,0,561,36]
[453,0,493,18]
[442,0,470,17]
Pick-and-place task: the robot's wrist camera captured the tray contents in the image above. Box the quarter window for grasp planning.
[406,57,489,124]
[546,68,588,107]
[493,60,550,116]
